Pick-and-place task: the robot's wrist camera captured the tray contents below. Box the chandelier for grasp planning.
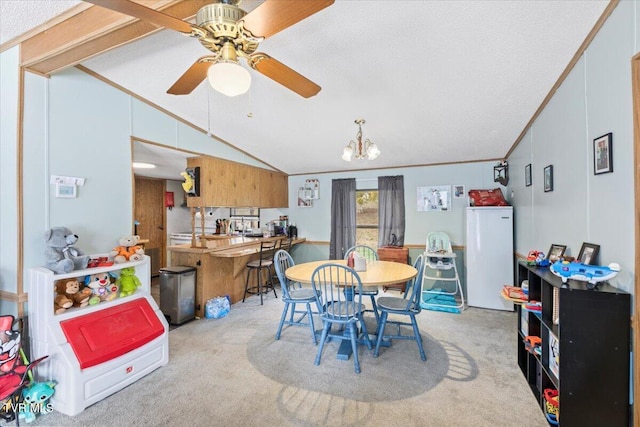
[341,119,380,161]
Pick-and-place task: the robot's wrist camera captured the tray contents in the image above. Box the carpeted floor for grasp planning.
[12,289,548,427]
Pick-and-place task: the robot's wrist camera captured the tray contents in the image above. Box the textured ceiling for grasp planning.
[1,1,609,177]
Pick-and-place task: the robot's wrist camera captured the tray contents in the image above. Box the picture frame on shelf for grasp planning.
[525,164,532,187]
[546,244,566,263]
[544,165,553,192]
[577,242,600,265]
[593,132,613,175]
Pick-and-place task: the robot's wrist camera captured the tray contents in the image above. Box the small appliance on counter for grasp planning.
[287,224,298,238]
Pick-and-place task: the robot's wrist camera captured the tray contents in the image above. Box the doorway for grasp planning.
[134,176,166,276]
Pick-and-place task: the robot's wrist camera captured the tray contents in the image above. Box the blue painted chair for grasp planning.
[273,250,321,345]
[373,254,427,361]
[311,263,373,374]
[344,245,380,323]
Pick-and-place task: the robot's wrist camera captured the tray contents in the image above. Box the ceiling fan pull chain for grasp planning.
[247,88,253,118]
[207,87,212,137]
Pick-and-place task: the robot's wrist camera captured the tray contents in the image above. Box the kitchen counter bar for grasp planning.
[168,236,304,318]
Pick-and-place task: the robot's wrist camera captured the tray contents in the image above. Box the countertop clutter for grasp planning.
[168,235,304,318]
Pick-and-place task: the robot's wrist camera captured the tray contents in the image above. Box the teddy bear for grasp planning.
[117,267,142,297]
[44,227,89,274]
[54,278,92,314]
[110,235,145,263]
[85,272,118,304]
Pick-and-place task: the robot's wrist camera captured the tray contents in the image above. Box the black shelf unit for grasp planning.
[516,262,631,426]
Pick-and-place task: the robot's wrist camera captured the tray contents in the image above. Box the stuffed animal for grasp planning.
[117,267,142,297]
[85,272,118,304]
[110,235,145,263]
[18,381,56,423]
[44,227,89,274]
[54,278,92,314]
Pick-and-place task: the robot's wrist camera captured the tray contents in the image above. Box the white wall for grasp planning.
[280,161,504,260]
[0,63,278,315]
[0,46,20,317]
[508,1,638,292]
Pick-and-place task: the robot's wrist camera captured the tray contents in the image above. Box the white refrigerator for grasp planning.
[465,206,514,311]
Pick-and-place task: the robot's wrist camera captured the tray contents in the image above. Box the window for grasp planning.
[356,190,378,248]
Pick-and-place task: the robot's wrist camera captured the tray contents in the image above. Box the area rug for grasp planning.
[247,315,476,402]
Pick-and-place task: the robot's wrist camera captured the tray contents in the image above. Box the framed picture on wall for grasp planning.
[544,165,553,192]
[525,164,532,187]
[593,132,613,175]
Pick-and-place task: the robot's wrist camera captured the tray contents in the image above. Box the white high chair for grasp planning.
[420,232,465,312]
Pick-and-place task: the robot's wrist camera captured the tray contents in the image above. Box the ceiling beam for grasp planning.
[20,0,210,76]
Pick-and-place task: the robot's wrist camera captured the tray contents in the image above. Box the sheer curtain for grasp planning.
[329,178,356,260]
[378,175,405,247]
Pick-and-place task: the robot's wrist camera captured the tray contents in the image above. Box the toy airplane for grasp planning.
[551,260,620,289]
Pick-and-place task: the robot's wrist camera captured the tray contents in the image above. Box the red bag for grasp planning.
[468,188,509,206]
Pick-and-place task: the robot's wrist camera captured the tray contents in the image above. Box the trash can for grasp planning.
[159,266,196,325]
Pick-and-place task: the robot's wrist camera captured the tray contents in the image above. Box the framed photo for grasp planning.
[55,183,77,198]
[593,132,613,175]
[525,164,532,187]
[577,242,600,265]
[544,165,553,192]
[546,244,566,263]
[453,185,465,199]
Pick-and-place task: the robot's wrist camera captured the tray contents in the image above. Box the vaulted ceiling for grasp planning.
[1,0,611,176]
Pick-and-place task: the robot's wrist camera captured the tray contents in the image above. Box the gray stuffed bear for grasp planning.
[44,227,90,274]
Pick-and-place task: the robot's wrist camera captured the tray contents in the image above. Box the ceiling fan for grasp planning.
[83,0,334,97]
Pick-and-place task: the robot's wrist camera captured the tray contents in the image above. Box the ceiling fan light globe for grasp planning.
[342,146,354,162]
[207,61,251,97]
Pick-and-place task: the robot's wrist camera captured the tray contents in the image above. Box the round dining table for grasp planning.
[285,259,417,286]
[285,259,418,360]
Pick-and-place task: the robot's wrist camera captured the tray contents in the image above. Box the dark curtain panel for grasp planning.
[378,175,405,246]
[329,178,356,260]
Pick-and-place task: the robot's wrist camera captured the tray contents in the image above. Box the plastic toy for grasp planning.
[524,335,541,353]
[544,388,559,425]
[526,250,544,265]
[117,267,141,297]
[551,260,620,289]
[87,256,114,268]
[524,300,542,312]
[18,381,56,423]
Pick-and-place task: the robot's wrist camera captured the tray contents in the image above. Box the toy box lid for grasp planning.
[60,299,165,369]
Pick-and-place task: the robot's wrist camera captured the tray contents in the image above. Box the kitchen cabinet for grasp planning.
[186,156,287,208]
[259,169,288,207]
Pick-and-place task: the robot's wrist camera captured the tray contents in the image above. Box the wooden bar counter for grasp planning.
[168,235,304,318]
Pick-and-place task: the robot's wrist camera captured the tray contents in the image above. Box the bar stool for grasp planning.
[243,240,278,305]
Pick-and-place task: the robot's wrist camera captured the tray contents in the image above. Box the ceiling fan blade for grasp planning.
[167,57,215,95]
[84,0,194,34]
[250,53,321,98]
[242,0,334,39]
